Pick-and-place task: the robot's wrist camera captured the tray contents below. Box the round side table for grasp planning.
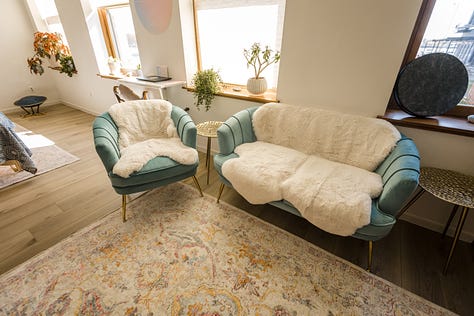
[399,167,473,274]
[196,121,223,185]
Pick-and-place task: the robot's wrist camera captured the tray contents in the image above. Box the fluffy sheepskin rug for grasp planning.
[281,155,383,236]
[252,103,401,171]
[222,141,383,236]
[222,141,307,204]
[109,100,198,178]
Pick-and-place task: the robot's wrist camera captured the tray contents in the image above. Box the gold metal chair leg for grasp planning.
[192,176,203,197]
[367,240,373,272]
[396,188,425,219]
[122,195,127,222]
[443,206,469,275]
[442,204,459,238]
[217,183,225,204]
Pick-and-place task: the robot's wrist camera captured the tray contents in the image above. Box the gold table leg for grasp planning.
[442,204,459,238]
[396,187,425,219]
[206,136,211,185]
[443,206,469,274]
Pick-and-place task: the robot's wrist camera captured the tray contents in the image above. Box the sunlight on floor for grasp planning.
[17,131,55,148]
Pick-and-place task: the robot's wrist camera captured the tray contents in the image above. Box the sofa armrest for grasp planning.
[171,106,197,149]
[217,107,258,155]
[375,136,421,217]
[93,113,120,173]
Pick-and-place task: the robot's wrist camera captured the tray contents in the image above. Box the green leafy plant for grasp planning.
[27,32,77,77]
[243,42,280,79]
[191,69,222,111]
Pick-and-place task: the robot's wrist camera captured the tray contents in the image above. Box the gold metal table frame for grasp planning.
[196,121,223,185]
[399,167,473,274]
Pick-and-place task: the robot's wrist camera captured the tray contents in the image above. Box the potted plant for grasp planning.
[27,32,77,77]
[191,68,222,111]
[243,42,280,94]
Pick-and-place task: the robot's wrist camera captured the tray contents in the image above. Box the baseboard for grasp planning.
[401,212,473,242]
[61,100,101,116]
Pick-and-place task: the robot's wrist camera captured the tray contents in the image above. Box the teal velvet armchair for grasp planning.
[213,106,420,271]
[93,105,202,221]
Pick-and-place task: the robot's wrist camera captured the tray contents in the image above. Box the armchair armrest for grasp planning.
[93,113,120,173]
[217,107,258,155]
[375,136,421,217]
[171,106,197,148]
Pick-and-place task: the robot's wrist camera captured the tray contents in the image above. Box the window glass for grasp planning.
[32,0,69,45]
[417,0,474,106]
[195,0,286,88]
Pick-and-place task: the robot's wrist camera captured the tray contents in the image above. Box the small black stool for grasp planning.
[14,95,47,117]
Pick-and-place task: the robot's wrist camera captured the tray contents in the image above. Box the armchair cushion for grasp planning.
[107,100,198,178]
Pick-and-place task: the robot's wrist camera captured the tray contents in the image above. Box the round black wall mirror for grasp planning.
[394,53,468,117]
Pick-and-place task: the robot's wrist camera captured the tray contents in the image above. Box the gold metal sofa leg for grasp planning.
[192,176,203,197]
[122,194,127,222]
[367,240,373,272]
[217,183,225,203]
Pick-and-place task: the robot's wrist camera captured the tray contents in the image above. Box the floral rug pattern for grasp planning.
[0,183,454,315]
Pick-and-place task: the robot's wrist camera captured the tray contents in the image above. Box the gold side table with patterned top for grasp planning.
[196,121,223,185]
[399,167,474,274]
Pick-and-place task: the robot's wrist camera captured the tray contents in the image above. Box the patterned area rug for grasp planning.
[0,126,79,189]
[0,183,454,315]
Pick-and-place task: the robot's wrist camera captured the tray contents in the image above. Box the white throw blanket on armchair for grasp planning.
[109,100,198,178]
[222,103,400,236]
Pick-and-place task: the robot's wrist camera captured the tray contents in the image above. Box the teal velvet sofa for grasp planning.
[93,105,202,221]
[214,106,420,270]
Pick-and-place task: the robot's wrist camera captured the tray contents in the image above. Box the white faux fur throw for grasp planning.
[252,103,401,171]
[222,141,307,204]
[222,142,383,236]
[109,100,198,178]
[281,155,383,236]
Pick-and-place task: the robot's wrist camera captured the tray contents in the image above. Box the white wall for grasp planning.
[277,0,422,117]
[53,0,117,115]
[8,0,474,241]
[0,0,59,113]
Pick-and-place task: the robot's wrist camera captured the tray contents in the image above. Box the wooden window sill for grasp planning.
[184,84,278,104]
[379,109,474,137]
[97,73,124,80]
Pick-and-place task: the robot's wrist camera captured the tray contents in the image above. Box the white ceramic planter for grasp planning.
[247,77,267,95]
[108,62,121,76]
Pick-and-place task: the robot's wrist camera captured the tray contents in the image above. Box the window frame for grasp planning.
[389,0,474,117]
[97,3,129,60]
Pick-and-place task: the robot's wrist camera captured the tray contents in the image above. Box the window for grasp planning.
[98,4,140,69]
[194,0,286,89]
[403,0,474,109]
[29,0,69,44]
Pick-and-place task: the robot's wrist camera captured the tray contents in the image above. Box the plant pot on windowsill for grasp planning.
[247,77,267,95]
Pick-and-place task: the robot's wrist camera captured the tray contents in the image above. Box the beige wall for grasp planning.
[4,0,474,241]
[0,0,59,112]
[277,0,422,117]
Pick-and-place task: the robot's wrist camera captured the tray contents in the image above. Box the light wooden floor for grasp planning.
[0,104,472,315]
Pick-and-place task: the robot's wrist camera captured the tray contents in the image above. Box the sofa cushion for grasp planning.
[252,103,401,171]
